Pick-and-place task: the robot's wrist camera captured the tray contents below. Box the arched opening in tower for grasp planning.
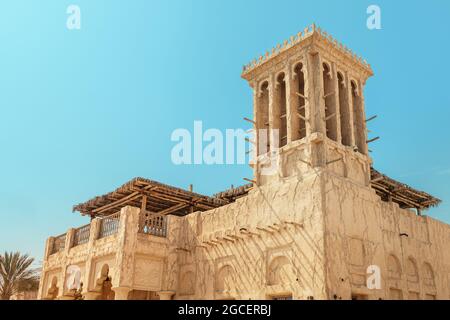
[338,72,351,146]
[351,80,366,154]
[323,62,337,141]
[293,63,306,140]
[257,81,270,155]
[276,72,287,148]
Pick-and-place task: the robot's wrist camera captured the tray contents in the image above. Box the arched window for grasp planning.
[351,80,366,154]
[422,262,435,287]
[293,63,306,140]
[406,257,419,283]
[45,276,59,300]
[267,256,296,285]
[257,81,270,155]
[92,264,115,300]
[387,254,402,279]
[276,72,287,147]
[216,265,235,293]
[323,62,337,141]
[337,72,351,146]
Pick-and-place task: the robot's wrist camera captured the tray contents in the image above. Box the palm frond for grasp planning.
[0,251,39,300]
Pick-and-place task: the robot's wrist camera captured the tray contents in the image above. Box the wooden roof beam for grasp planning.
[158,203,190,215]
[92,192,143,214]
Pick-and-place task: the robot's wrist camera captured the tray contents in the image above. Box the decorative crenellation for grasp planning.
[242,24,372,76]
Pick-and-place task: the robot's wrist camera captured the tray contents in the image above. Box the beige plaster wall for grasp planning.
[173,172,327,300]
[323,171,450,300]
[38,168,449,301]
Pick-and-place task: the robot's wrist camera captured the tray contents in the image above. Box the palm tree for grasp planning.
[0,252,39,300]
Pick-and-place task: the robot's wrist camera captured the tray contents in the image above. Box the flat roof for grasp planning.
[370,168,441,210]
[73,168,441,218]
[73,177,227,217]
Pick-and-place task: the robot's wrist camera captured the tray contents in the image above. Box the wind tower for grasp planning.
[242,24,374,187]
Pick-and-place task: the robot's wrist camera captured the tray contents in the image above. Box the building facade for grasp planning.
[38,25,450,300]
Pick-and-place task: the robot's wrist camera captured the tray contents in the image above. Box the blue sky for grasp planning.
[0,0,449,262]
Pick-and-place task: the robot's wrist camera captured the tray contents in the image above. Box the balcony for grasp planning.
[39,177,226,300]
[39,205,177,300]
[47,209,168,257]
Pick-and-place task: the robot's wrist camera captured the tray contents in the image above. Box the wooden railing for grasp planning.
[51,233,66,254]
[139,211,167,237]
[99,212,121,239]
[49,209,168,256]
[73,224,90,246]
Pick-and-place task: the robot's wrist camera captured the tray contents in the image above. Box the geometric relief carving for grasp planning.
[387,254,402,280]
[267,256,296,286]
[133,257,163,291]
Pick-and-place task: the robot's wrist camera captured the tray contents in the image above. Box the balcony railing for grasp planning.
[73,224,90,246]
[99,212,121,239]
[51,233,66,254]
[48,208,169,257]
[139,211,167,237]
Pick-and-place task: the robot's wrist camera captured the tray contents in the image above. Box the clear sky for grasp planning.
[0,0,449,263]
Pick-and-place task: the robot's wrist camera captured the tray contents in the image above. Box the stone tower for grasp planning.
[242,24,374,187]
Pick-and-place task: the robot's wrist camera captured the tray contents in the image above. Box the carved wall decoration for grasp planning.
[267,255,296,286]
[133,256,163,291]
[90,255,115,291]
[406,257,419,283]
[422,262,435,287]
[45,276,59,300]
[215,264,235,293]
[387,254,402,280]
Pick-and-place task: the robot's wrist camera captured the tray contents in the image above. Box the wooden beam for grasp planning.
[371,176,384,183]
[243,117,256,125]
[295,92,308,100]
[326,157,343,165]
[296,112,308,121]
[324,112,336,121]
[367,137,380,144]
[141,195,147,212]
[93,192,142,214]
[366,115,377,122]
[158,203,189,215]
[323,91,335,99]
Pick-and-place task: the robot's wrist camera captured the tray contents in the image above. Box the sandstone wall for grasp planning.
[174,172,327,300]
[323,171,450,300]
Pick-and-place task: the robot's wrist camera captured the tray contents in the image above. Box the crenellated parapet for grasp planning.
[241,24,373,80]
